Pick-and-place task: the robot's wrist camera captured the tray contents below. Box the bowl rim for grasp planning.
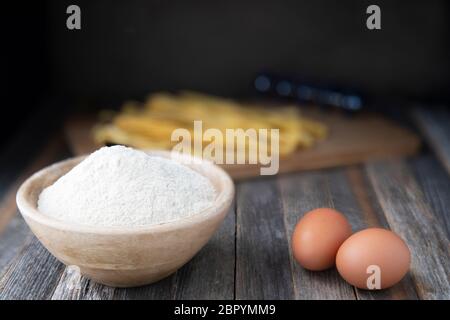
[16,150,235,235]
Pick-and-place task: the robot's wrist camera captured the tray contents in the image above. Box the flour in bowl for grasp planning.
[38,146,216,227]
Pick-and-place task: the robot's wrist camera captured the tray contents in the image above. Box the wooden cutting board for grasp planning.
[64,111,421,179]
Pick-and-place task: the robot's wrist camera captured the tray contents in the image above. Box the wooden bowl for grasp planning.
[16,151,234,287]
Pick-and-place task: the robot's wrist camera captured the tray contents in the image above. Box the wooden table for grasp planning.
[0,107,449,300]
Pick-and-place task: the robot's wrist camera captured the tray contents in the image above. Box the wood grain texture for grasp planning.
[51,266,88,300]
[114,276,175,300]
[333,167,418,300]
[65,112,420,179]
[366,160,450,299]
[278,171,356,300]
[412,107,450,174]
[411,155,450,237]
[0,237,66,300]
[345,167,390,229]
[0,215,32,277]
[235,179,295,299]
[52,266,115,300]
[173,205,235,299]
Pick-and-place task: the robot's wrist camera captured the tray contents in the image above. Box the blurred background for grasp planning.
[2,0,449,147]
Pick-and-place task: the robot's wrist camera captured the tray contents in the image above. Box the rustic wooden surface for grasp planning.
[412,107,450,175]
[0,109,449,300]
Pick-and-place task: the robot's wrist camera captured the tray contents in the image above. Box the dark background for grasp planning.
[2,0,449,146]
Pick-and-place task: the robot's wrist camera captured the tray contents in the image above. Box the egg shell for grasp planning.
[291,208,352,271]
[336,228,411,290]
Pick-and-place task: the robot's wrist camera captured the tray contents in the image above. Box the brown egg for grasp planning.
[291,208,352,271]
[336,228,411,290]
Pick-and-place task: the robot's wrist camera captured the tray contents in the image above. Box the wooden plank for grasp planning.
[52,267,94,300]
[52,266,115,300]
[278,171,356,300]
[366,160,450,299]
[345,167,390,229]
[113,276,175,300]
[65,112,421,180]
[235,178,295,299]
[173,204,235,299]
[412,107,450,174]
[0,237,66,300]
[335,167,418,300]
[0,215,32,277]
[410,155,450,237]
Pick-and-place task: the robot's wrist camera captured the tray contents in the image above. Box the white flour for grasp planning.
[38,146,216,227]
